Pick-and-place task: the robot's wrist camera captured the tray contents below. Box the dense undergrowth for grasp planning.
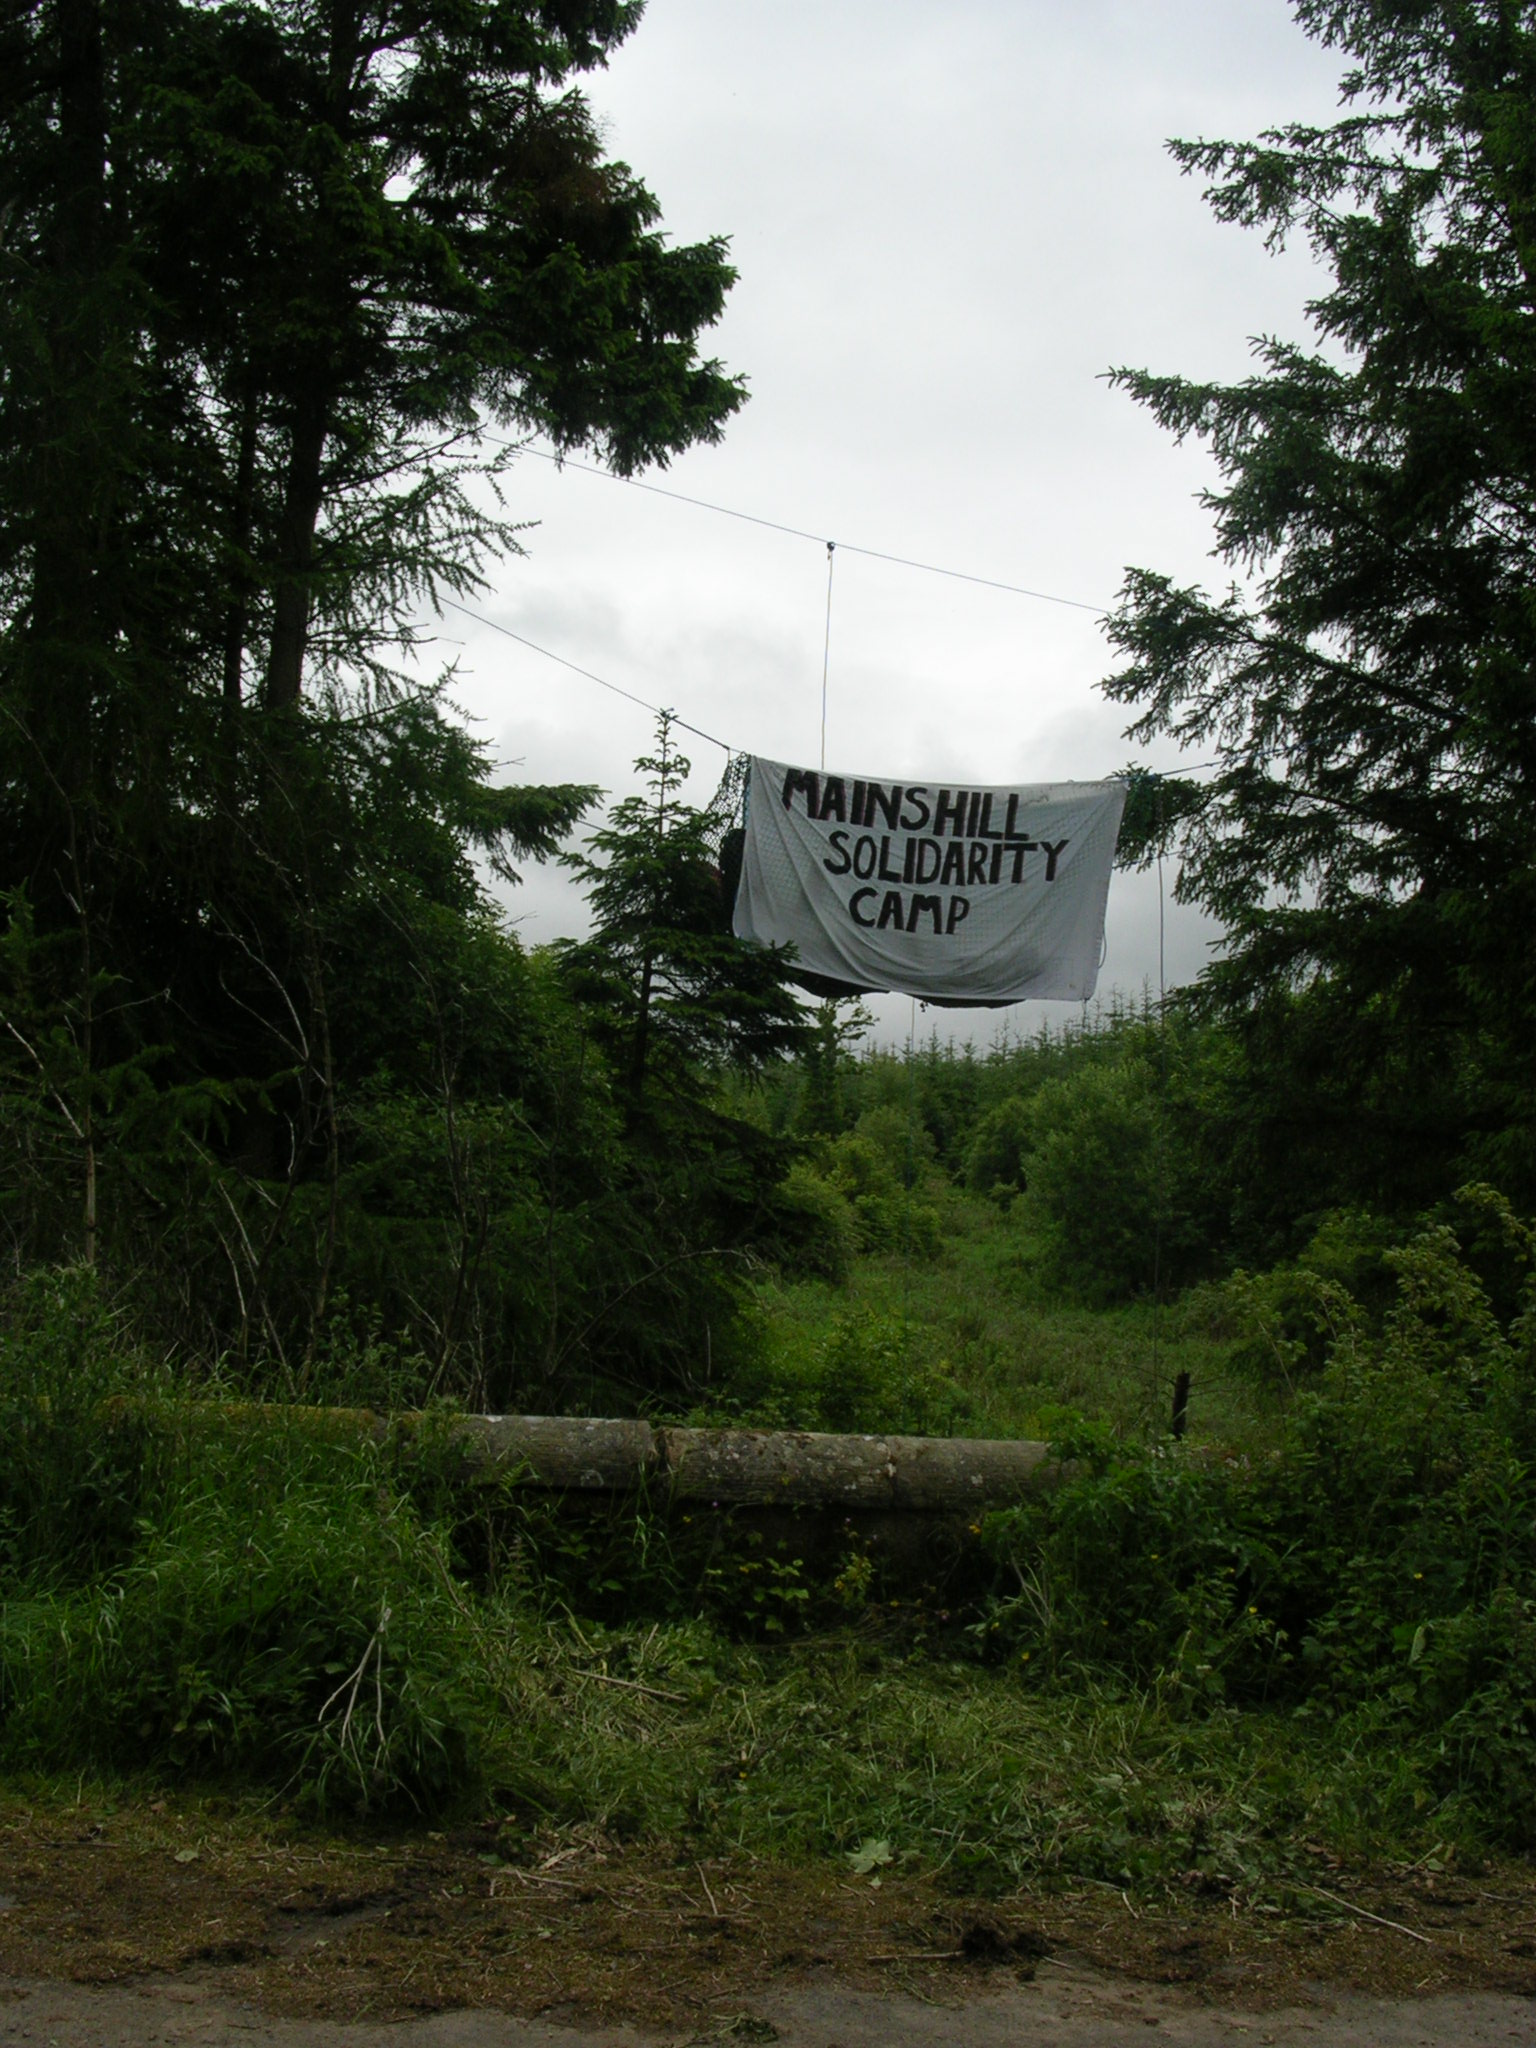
[4,938,1532,1885]
[2,1180,1532,1888]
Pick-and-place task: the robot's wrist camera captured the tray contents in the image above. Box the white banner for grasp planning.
[732,759,1126,1004]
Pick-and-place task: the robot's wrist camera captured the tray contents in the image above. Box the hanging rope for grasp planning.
[1150,779,1170,1420]
[507,440,1109,614]
[819,541,836,772]
[903,993,918,1360]
[439,595,734,753]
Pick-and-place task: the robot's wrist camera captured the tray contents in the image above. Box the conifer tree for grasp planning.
[1107,0,1536,1198]
[564,719,807,1108]
[0,1,750,1313]
[1,0,743,1054]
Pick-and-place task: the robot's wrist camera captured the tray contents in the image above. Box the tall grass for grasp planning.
[1,1189,1532,1882]
[0,1423,496,1810]
[721,1179,1274,1449]
[0,1274,504,1812]
[470,1619,1477,1887]
[0,1267,168,1589]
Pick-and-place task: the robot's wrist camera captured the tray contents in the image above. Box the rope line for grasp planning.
[507,442,1110,615]
[438,595,733,754]
[439,600,1226,780]
[1150,781,1169,1410]
[903,995,919,1359]
[819,542,835,772]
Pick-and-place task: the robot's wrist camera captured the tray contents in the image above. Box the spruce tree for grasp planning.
[1107,0,1536,1202]
[564,719,808,1109]
[0,1,748,1324]
[1,0,744,1078]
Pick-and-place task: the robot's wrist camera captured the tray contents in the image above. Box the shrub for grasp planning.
[769,1160,860,1282]
[0,1407,504,1814]
[963,1094,1033,1200]
[1015,1060,1164,1302]
[981,1191,1536,1843]
[819,1127,941,1259]
[701,1304,974,1438]
[0,1266,166,1591]
[1202,1208,1406,1388]
[851,1104,936,1188]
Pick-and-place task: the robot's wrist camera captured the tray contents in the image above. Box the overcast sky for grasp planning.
[434,0,1350,1044]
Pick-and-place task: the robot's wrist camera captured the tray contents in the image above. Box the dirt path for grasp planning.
[3,1794,1532,2045]
[4,1972,1536,2046]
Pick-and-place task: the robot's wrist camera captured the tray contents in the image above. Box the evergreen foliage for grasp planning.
[0,1,793,1403]
[561,719,808,1106]
[3,0,1534,1881]
[1106,0,1536,1207]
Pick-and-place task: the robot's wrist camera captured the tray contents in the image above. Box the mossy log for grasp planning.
[443,1417,1055,1511]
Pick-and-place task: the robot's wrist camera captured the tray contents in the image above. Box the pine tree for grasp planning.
[1106,0,1536,1200]
[1,0,744,1077]
[564,719,808,1108]
[0,1,747,1317]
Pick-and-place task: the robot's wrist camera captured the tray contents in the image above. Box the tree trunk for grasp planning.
[262,386,328,712]
[30,0,109,795]
[221,380,260,713]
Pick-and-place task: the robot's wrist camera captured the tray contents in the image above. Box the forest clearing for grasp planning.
[3,1097,1534,2032]
[4,0,1536,2035]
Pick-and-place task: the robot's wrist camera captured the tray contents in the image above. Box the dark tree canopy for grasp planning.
[0,0,780,1398]
[2,0,743,785]
[1106,0,1536,1199]
[0,0,745,974]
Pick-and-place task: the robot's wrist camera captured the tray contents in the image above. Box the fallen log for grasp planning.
[461,1414,660,1494]
[112,1403,1060,1513]
[443,1416,1056,1513]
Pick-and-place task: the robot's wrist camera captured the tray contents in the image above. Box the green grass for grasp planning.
[742,1180,1283,1451]
[3,1199,1532,1891]
[0,1607,1491,1898]
[313,1610,1503,1891]
[0,1393,1522,1887]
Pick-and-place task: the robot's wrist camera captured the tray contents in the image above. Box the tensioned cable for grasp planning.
[1150,780,1168,1405]
[442,592,1231,780]
[473,439,1285,781]
[438,595,733,753]
[503,441,1110,615]
[819,542,835,772]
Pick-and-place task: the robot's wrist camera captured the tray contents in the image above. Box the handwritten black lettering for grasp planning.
[932,787,966,837]
[816,775,848,824]
[781,767,818,814]
[900,786,932,832]
[868,781,903,831]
